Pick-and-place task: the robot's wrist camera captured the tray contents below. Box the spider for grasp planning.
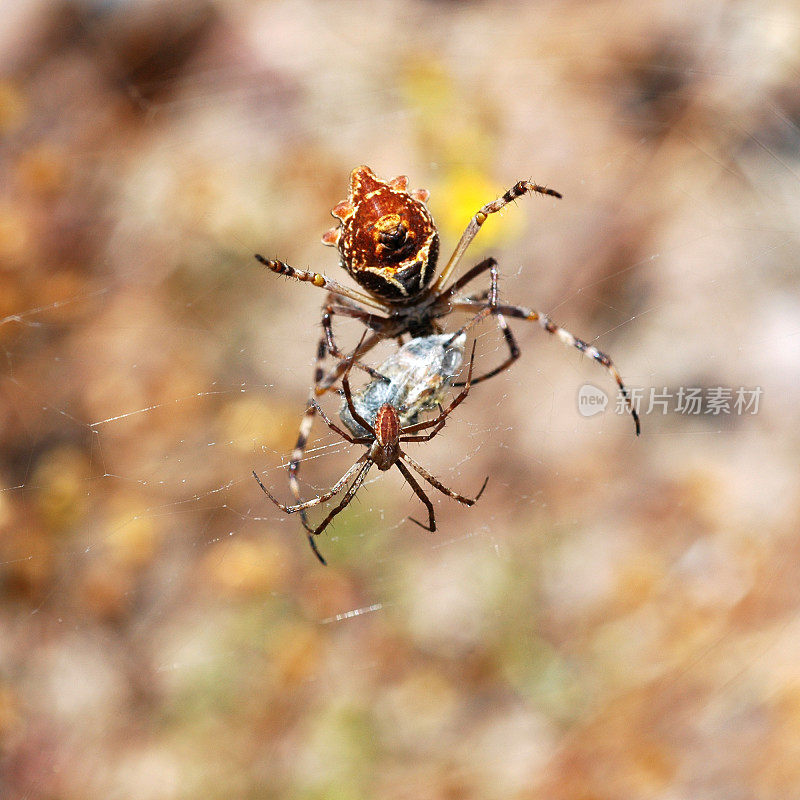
[259,324,476,560]
[253,337,487,564]
[256,166,640,525]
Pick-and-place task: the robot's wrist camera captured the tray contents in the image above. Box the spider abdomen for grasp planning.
[375,403,399,446]
[322,166,439,303]
[373,403,401,470]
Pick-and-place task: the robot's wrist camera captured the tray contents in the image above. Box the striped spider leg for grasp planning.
[433,258,641,434]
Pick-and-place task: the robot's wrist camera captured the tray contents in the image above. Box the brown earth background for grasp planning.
[2,1,800,798]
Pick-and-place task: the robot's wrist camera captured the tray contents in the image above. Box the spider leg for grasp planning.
[256,254,389,312]
[286,310,385,535]
[449,314,519,388]
[340,338,375,436]
[253,453,370,514]
[397,419,447,443]
[310,460,374,537]
[287,384,322,534]
[395,460,436,532]
[400,451,489,511]
[306,531,327,565]
[452,299,641,435]
[438,259,521,388]
[312,399,372,445]
[430,181,561,293]
[435,257,497,305]
[321,302,390,384]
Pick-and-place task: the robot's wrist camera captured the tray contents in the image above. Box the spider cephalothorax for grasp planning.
[321,166,439,302]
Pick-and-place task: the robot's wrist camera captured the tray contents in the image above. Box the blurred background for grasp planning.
[2,0,800,797]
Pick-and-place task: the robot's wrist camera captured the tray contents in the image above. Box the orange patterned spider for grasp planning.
[256,166,639,532]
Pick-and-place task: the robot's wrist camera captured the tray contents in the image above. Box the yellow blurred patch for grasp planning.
[16,143,69,196]
[0,684,21,737]
[105,493,160,569]
[400,58,451,115]
[32,445,89,532]
[0,81,26,133]
[218,396,298,455]
[202,537,289,597]
[400,57,521,254]
[774,683,800,739]
[0,203,32,264]
[271,623,322,687]
[386,670,457,734]
[612,552,662,611]
[434,168,525,252]
[0,490,11,530]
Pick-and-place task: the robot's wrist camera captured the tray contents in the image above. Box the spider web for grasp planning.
[2,1,800,798]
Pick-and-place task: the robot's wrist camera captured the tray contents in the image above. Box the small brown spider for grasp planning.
[256,166,640,528]
[253,342,488,550]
